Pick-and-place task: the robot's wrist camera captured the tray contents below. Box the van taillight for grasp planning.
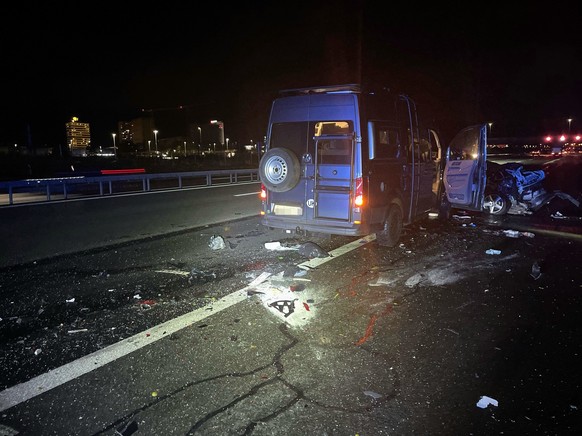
[354,177,363,207]
[260,184,267,200]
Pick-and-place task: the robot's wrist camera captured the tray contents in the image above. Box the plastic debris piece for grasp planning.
[303,302,310,311]
[269,299,297,317]
[67,329,88,334]
[485,249,501,255]
[34,348,42,355]
[115,420,138,436]
[65,298,75,303]
[531,262,542,280]
[294,269,308,277]
[290,283,306,292]
[363,390,383,399]
[209,235,226,250]
[189,268,217,283]
[264,241,298,251]
[476,395,498,408]
[133,294,141,299]
[298,242,329,259]
[503,229,520,238]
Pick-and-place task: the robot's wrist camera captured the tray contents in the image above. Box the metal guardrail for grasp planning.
[0,168,259,206]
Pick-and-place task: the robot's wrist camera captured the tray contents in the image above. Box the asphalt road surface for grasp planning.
[0,211,581,435]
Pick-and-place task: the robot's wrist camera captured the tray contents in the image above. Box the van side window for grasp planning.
[375,127,400,159]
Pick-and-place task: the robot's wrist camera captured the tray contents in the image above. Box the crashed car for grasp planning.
[482,162,580,216]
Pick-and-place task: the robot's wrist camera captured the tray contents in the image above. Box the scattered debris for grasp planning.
[363,390,383,399]
[268,299,297,317]
[67,329,88,334]
[248,271,271,287]
[65,298,75,303]
[485,249,501,255]
[298,242,330,259]
[476,395,499,409]
[290,283,306,292]
[209,235,226,250]
[531,262,542,280]
[34,348,42,356]
[189,268,217,283]
[264,241,298,251]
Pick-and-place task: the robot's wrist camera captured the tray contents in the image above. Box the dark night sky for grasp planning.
[2,1,581,149]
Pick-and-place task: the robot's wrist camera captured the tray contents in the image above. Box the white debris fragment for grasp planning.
[133,294,141,299]
[34,348,42,356]
[65,298,75,303]
[209,235,226,250]
[476,395,498,408]
[485,249,501,255]
[363,390,383,399]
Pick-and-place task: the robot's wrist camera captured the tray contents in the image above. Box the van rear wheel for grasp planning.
[259,148,301,192]
[377,203,403,247]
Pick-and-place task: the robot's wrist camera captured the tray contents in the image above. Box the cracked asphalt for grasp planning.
[1,211,581,435]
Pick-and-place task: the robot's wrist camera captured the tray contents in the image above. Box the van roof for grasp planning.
[278,84,361,96]
[278,84,395,97]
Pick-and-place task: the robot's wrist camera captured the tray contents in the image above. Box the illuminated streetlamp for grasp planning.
[226,137,229,149]
[197,126,202,149]
[153,130,159,153]
[488,122,493,135]
[112,133,117,158]
[568,118,573,135]
[184,141,187,157]
[148,140,151,154]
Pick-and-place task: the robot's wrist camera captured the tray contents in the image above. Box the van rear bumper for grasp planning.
[260,216,371,237]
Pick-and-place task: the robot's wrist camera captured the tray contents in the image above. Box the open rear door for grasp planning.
[443,124,487,211]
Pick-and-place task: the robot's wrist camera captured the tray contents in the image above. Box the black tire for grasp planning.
[259,147,301,193]
[483,193,510,215]
[376,203,403,247]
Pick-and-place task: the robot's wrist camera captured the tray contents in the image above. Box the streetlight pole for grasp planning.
[488,122,493,136]
[112,133,117,158]
[568,118,572,135]
[153,130,159,153]
[184,141,187,157]
[198,127,202,151]
[148,140,151,155]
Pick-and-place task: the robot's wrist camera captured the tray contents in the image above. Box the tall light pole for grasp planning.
[184,141,187,157]
[568,118,573,135]
[112,133,117,158]
[153,130,159,153]
[488,122,493,135]
[198,127,202,151]
[148,140,151,155]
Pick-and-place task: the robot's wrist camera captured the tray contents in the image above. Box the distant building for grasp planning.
[117,116,156,153]
[65,117,90,157]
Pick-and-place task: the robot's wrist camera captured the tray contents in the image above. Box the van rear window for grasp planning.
[271,121,353,158]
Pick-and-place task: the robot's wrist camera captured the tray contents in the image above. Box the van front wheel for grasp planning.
[259,148,301,193]
[377,203,403,247]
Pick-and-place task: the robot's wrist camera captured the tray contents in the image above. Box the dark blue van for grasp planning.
[259,84,487,246]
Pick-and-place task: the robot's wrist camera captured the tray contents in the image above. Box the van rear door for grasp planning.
[310,134,354,221]
[443,124,488,211]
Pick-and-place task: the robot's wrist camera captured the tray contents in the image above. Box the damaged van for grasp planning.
[259,84,488,246]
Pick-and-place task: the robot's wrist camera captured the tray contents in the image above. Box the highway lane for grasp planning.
[0,181,261,268]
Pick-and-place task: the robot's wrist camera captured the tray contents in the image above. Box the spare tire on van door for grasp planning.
[259,147,301,192]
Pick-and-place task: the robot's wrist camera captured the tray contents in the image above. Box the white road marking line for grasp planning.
[0,233,375,412]
[233,191,260,197]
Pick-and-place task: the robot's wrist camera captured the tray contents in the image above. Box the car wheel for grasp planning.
[259,148,301,193]
[377,203,403,247]
[483,193,510,215]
